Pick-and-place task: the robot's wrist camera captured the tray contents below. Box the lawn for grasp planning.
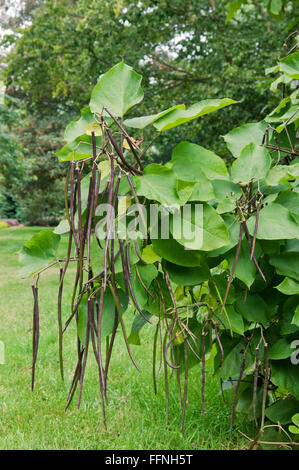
[0,227,255,450]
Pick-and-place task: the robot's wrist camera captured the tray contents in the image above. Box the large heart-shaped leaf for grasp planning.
[123,104,185,129]
[275,277,299,295]
[152,98,237,132]
[151,237,203,267]
[171,141,228,179]
[235,293,271,323]
[164,260,210,285]
[78,289,129,345]
[226,239,262,288]
[64,106,102,143]
[279,52,299,79]
[269,338,295,360]
[247,203,299,240]
[19,230,61,277]
[266,163,299,186]
[90,61,144,117]
[269,253,299,281]
[135,164,180,207]
[171,203,230,251]
[271,360,299,400]
[231,143,271,183]
[56,134,103,162]
[266,398,299,425]
[223,121,268,158]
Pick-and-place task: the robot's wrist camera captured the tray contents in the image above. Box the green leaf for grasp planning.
[171,203,230,252]
[141,244,161,264]
[235,294,271,323]
[276,191,299,217]
[209,273,236,304]
[187,179,215,202]
[225,0,244,23]
[171,141,228,179]
[128,311,151,345]
[291,305,299,327]
[280,297,299,335]
[64,106,101,143]
[266,163,299,185]
[211,178,242,201]
[151,237,203,267]
[56,134,103,162]
[19,230,61,277]
[123,104,185,129]
[176,180,196,205]
[218,304,245,336]
[269,338,294,360]
[77,289,128,346]
[223,121,268,158]
[208,215,241,257]
[153,98,238,132]
[247,203,299,240]
[266,398,299,425]
[135,164,180,207]
[279,52,299,80]
[268,0,283,16]
[231,143,271,183]
[164,260,210,286]
[226,239,262,288]
[89,61,144,117]
[271,360,299,400]
[275,277,299,295]
[270,253,299,282]
[54,219,70,235]
[215,336,253,379]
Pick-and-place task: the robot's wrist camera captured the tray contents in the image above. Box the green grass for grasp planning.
[0,227,255,450]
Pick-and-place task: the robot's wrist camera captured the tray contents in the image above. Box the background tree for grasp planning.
[0,0,297,223]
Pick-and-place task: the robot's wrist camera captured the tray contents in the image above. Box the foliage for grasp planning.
[1,0,296,161]
[19,49,299,449]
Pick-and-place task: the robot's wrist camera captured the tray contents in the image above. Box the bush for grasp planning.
[0,221,9,229]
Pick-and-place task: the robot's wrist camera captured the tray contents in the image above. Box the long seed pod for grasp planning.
[108,282,140,372]
[135,264,154,300]
[96,287,108,404]
[180,341,188,432]
[164,335,180,369]
[69,161,79,254]
[104,308,118,383]
[214,324,224,367]
[250,202,260,260]
[163,330,170,426]
[103,153,115,289]
[153,322,159,395]
[175,347,182,409]
[230,351,246,433]
[134,238,147,264]
[253,346,260,423]
[65,350,84,410]
[57,267,65,381]
[104,123,141,175]
[125,243,151,323]
[31,282,40,391]
[103,107,144,170]
[242,220,266,282]
[221,223,243,315]
[261,343,269,430]
[88,294,107,426]
[118,239,130,300]
[77,303,91,409]
[201,329,206,420]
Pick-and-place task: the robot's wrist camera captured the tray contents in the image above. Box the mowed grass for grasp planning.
[0,227,255,450]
